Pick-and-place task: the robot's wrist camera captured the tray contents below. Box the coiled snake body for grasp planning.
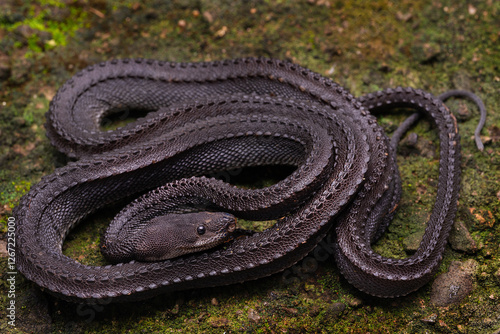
[14,57,475,303]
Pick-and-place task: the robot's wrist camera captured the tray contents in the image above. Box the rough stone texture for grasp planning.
[0,240,8,257]
[430,260,478,307]
[248,308,261,323]
[327,302,346,317]
[15,24,37,39]
[449,221,477,254]
[403,231,424,254]
[15,24,52,44]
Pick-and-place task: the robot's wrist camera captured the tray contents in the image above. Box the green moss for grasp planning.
[0,0,88,57]
[0,180,31,208]
[1,0,499,333]
[62,215,110,267]
[0,180,31,233]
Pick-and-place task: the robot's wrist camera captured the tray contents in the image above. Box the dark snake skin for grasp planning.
[102,212,237,263]
[13,57,470,303]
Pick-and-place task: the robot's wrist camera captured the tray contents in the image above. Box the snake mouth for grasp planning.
[220,212,237,233]
[227,219,237,233]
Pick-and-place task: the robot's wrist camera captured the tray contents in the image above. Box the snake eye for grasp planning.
[197,225,206,235]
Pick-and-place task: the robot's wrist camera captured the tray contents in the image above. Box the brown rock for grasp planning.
[346,296,363,307]
[15,24,36,39]
[449,221,477,253]
[247,308,261,323]
[326,302,346,317]
[210,317,228,328]
[430,260,478,306]
[0,52,11,81]
[403,231,424,253]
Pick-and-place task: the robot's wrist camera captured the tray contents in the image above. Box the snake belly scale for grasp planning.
[14,57,461,303]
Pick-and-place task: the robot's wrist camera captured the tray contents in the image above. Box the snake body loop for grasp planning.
[14,57,464,303]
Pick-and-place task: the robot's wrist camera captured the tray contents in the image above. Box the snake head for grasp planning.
[132,211,237,262]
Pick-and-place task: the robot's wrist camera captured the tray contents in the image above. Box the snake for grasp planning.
[102,211,237,263]
[13,57,486,303]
